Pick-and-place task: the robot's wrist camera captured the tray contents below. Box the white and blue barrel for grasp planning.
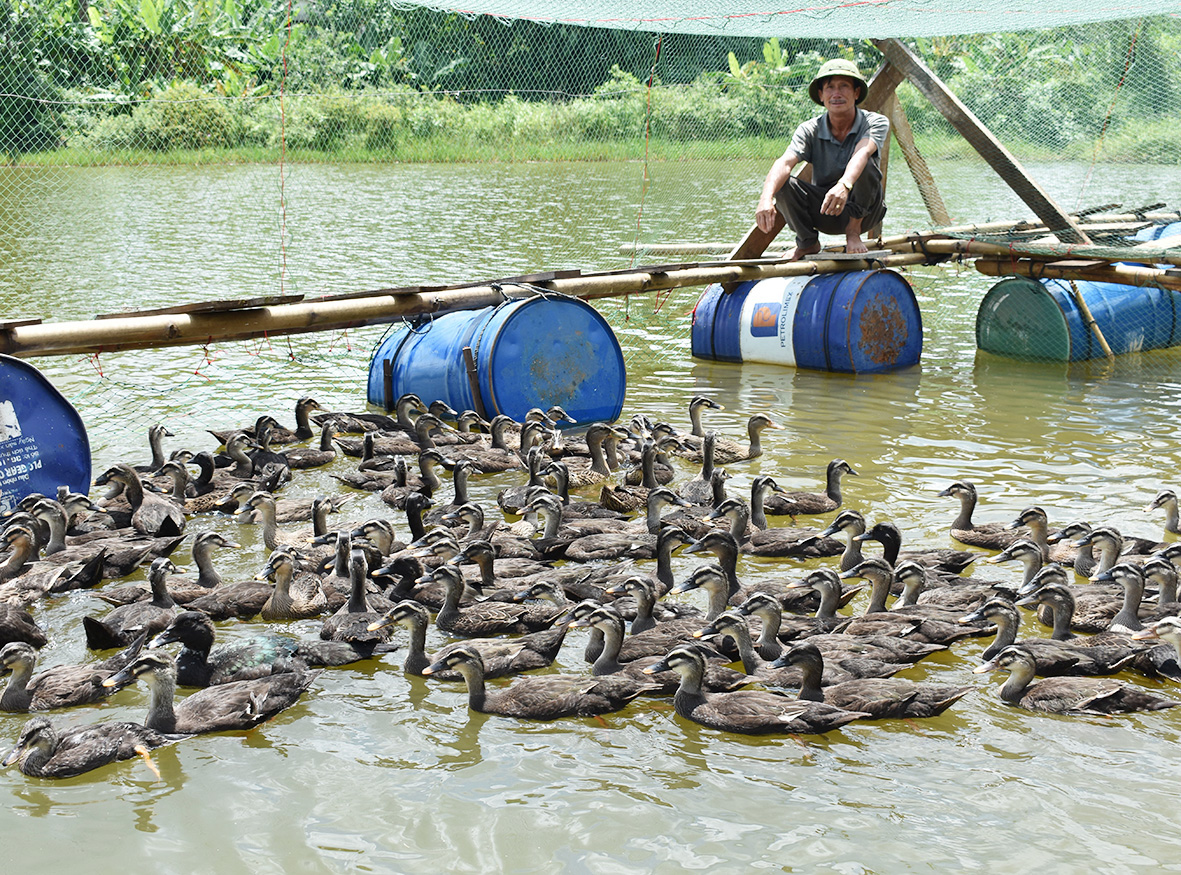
[368,295,626,422]
[691,269,923,372]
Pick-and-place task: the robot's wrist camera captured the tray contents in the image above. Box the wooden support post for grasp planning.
[885,93,951,227]
[871,37,1090,245]
[382,358,394,412]
[462,346,488,419]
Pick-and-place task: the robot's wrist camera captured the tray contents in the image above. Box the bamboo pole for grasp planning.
[1065,280,1115,359]
[623,212,1180,257]
[973,258,1181,293]
[901,237,1181,267]
[884,94,950,227]
[0,252,934,359]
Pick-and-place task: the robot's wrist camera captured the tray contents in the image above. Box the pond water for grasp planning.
[1,156,1180,872]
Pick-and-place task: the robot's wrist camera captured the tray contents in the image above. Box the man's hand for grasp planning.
[821,180,849,217]
[755,198,779,233]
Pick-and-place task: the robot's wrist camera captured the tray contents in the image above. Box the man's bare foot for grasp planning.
[844,217,867,255]
[844,236,868,255]
[789,242,822,262]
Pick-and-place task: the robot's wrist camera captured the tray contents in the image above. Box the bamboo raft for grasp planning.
[1,211,1178,360]
[3,34,1176,362]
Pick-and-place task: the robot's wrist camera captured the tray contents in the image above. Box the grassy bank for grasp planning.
[9,76,1180,168]
[14,131,1180,168]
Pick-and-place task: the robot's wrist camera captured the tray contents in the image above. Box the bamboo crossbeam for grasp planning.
[893,237,1181,267]
[0,252,934,359]
[624,212,1181,256]
[973,258,1181,293]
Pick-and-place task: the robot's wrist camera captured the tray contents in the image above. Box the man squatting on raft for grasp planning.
[755,59,889,261]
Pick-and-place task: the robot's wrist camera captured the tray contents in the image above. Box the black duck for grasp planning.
[83,558,180,650]
[104,650,320,734]
[937,480,1021,550]
[2,714,186,778]
[777,641,971,719]
[974,645,1180,714]
[367,600,566,678]
[423,645,655,720]
[762,458,857,519]
[644,644,868,735]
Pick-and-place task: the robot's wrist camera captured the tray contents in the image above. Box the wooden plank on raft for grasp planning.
[871,38,1091,245]
[1046,260,1109,270]
[95,294,305,319]
[804,250,893,261]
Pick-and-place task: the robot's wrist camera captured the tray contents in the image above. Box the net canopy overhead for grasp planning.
[395,0,1181,36]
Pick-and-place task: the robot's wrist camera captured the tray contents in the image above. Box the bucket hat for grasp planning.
[809,59,868,105]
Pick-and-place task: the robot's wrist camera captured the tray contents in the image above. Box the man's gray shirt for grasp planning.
[788,109,890,189]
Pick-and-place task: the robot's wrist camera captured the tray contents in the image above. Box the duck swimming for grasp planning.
[695,610,898,687]
[958,596,1136,676]
[94,463,186,537]
[148,611,305,687]
[644,644,868,735]
[104,650,320,734]
[367,600,566,678]
[257,549,328,621]
[775,642,971,719]
[83,558,181,650]
[856,521,976,576]
[706,413,783,465]
[974,645,1180,714]
[571,605,747,693]
[1146,488,1181,536]
[0,638,143,711]
[3,714,186,778]
[761,458,857,520]
[422,564,562,637]
[937,480,1021,551]
[423,645,656,720]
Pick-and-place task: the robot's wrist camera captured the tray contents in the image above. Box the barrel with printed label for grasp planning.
[691,269,923,372]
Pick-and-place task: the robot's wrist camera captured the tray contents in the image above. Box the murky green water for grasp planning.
[2,158,1181,872]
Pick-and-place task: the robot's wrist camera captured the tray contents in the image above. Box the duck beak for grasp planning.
[1132,626,1160,641]
[642,658,670,675]
[972,659,998,674]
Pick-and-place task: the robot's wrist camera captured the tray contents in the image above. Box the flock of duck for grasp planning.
[3,393,1180,779]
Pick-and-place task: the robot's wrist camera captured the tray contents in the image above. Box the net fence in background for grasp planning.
[1,2,1179,378]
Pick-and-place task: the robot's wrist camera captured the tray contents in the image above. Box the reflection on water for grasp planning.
[0,160,1180,871]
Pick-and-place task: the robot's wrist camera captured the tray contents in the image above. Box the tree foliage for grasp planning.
[1,4,1178,160]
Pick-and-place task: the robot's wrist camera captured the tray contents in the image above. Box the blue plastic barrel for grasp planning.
[976,276,1181,361]
[0,355,91,511]
[691,269,923,373]
[1134,221,1181,243]
[368,295,626,422]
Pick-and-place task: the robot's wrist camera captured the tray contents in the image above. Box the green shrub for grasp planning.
[84,113,140,150]
[135,83,246,150]
[363,102,403,151]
